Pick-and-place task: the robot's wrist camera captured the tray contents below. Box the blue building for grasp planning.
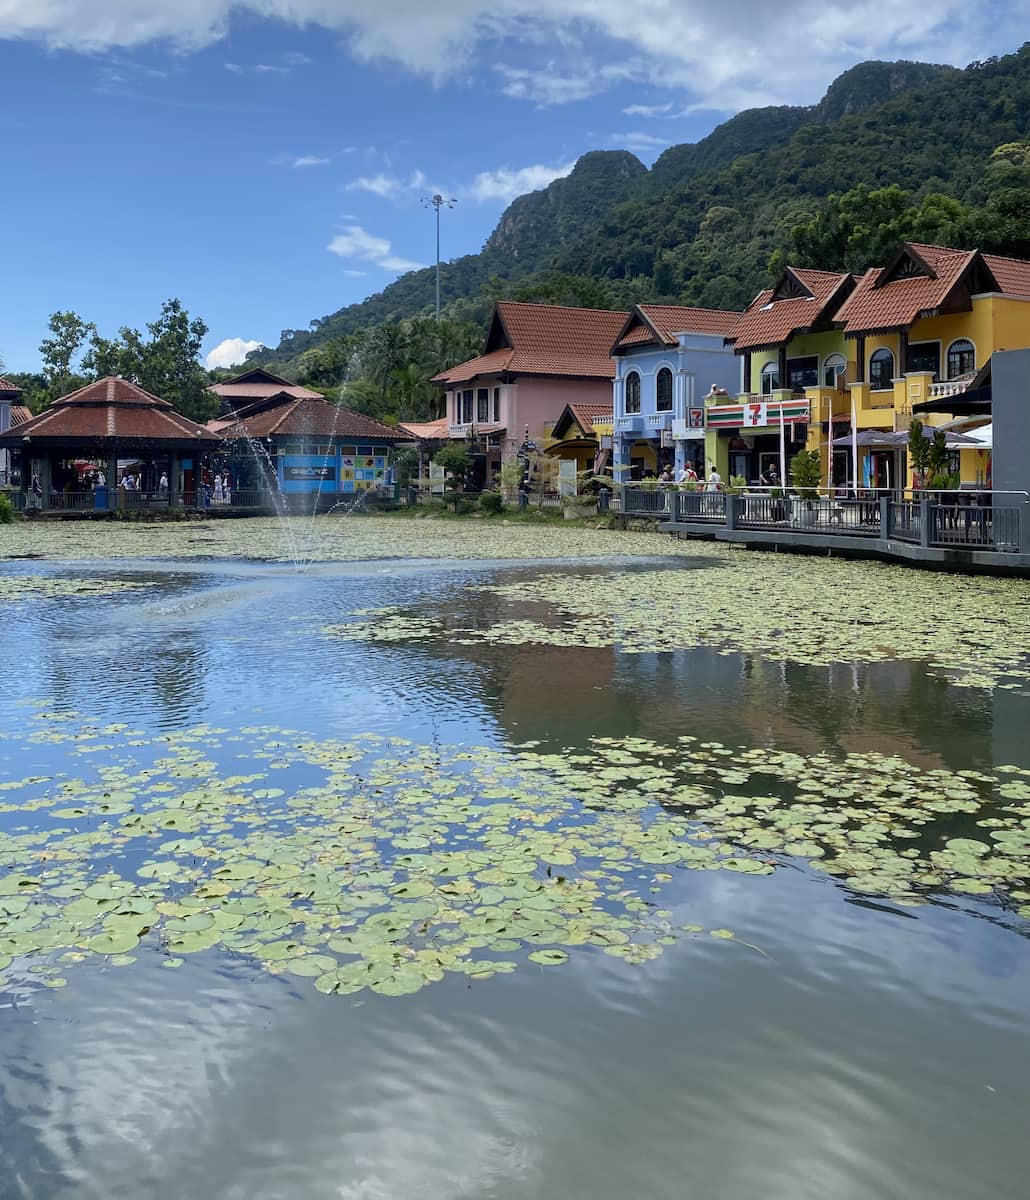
[611,305,742,479]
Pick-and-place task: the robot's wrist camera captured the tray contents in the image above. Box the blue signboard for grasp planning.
[279,454,339,494]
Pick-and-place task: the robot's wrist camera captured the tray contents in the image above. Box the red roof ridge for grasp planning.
[495,300,630,318]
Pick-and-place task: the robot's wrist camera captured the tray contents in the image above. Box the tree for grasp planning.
[81,299,216,423]
[908,419,932,486]
[39,311,95,395]
[433,443,473,511]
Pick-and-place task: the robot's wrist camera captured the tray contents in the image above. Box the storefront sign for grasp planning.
[706,400,810,429]
[284,465,335,482]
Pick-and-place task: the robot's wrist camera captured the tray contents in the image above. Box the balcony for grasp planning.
[615,415,644,434]
[928,371,977,401]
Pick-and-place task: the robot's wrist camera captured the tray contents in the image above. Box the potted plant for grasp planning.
[789,449,822,525]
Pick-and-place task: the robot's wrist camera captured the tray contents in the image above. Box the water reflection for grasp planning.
[1,557,1029,1199]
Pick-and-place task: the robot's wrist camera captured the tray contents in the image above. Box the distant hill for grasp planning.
[259,47,1030,375]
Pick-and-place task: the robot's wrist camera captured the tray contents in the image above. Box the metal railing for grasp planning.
[621,488,672,517]
[670,490,727,522]
[737,493,881,536]
[888,501,920,543]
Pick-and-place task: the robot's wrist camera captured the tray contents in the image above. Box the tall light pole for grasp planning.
[422,193,457,320]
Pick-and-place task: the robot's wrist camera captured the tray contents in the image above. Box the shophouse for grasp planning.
[611,305,742,480]
[433,302,627,489]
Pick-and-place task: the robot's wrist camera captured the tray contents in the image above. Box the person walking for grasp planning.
[158,471,169,497]
[705,464,722,491]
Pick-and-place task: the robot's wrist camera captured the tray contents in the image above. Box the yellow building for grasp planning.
[833,242,1030,486]
[713,267,855,484]
[711,244,1030,489]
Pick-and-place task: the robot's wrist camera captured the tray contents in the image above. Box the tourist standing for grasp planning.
[158,471,168,497]
[705,465,722,491]
[213,473,224,503]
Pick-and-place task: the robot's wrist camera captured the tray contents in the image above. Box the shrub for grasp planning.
[479,490,504,515]
[0,493,15,524]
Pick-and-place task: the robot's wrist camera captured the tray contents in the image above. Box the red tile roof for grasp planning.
[982,253,1030,297]
[397,417,449,440]
[614,304,742,351]
[550,402,612,441]
[215,392,402,441]
[0,377,220,446]
[209,366,323,403]
[434,302,628,385]
[835,243,981,336]
[0,378,22,394]
[727,268,854,351]
[9,405,32,427]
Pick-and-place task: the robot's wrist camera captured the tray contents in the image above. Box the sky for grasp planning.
[1,0,1028,373]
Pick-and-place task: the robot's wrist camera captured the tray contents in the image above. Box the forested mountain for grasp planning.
[254,44,1030,412]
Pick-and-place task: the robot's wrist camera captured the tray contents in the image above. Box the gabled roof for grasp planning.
[213,391,402,441]
[397,417,450,440]
[433,301,628,385]
[0,377,23,395]
[550,402,612,440]
[834,242,1011,336]
[727,268,855,352]
[9,405,32,427]
[0,377,220,446]
[209,366,323,403]
[612,304,742,352]
[982,253,1030,297]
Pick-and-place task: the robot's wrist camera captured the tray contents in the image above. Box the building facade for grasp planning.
[611,305,742,480]
[433,301,627,487]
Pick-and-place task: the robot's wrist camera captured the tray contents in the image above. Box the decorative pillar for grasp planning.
[743,352,752,395]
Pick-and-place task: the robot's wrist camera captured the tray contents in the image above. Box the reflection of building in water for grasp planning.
[493,644,620,745]
[615,649,996,770]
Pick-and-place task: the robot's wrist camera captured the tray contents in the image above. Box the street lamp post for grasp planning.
[422,193,457,320]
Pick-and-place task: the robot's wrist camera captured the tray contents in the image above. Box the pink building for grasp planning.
[433,301,628,481]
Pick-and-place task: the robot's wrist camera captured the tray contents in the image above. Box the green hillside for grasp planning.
[256,45,1030,410]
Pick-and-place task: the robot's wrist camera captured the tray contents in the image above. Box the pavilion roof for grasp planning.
[397,417,450,440]
[209,367,323,403]
[214,391,402,441]
[0,377,221,447]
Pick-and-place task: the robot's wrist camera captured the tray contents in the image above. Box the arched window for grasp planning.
[760,361,780,395]
[625,371,641,414]
[869,348,895,390]
[823,354,846,387]
[656,367,673,412]
[947,339,976,380]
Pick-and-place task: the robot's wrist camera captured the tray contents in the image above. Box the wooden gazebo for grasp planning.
[0,376,221,512]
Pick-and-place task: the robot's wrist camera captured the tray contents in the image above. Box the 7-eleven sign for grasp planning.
[742,401,767,427]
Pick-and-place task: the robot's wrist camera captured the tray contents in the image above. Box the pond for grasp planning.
[2,516,1029,1200]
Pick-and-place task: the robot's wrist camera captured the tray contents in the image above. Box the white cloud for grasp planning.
[205,337,264,369]
[342,268,368,277]
[467,161,575,203]
[327,225,424,273]
[622,102,675,118]
[495,60,644,106]
[0,2,1025,111]
[345,169,444,200]
[289,155,331,168]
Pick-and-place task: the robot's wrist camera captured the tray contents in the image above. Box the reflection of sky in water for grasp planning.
[1,556,1029,1199]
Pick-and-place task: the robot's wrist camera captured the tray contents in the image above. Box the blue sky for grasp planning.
[1,1,1026,372]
